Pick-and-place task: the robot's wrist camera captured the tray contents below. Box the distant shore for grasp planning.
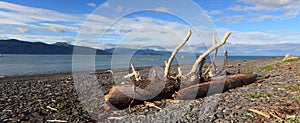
[1,57,299,122]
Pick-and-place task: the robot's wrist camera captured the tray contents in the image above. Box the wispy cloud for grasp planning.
[228,0,299,12]
[216,28,300,45]
[215,15,245,23]
[87,2,96,8]
[207,10,223,15]
[42,23,79,33]
[0,1,81,23]
[0,1,82,33]
[155,7,170,12]
[215,0,300,23]
[115,5,123,13]
[101,2,110,8]
[226,43,300,56]
[16,28,29,33]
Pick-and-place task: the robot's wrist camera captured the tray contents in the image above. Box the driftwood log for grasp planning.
[104,77,180,109]
[105,74,256,109]
[104,30,258,110]
[175,74,257,100]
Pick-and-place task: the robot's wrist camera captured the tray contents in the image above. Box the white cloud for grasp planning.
[101,2,110,8]
[115,5,123,13]
[228,0,298,11]
[16,28,29,33]
[0,1,82,33]
[0,18,27,25]
[155,7,170,12]
[226,43,300,56]
[207,10,223,15]
[85,14,114,23]
[216,28,300,45]
[215,15,245,23]
[81,14,191,37]
[212,28,300,56]
[0,1,81,22]
[228,31,279,44]
[42,23,79,33]
[87,2,96,8]
[222,0,300,22]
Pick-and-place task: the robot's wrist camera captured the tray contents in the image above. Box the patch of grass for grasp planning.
[284,85,300,90]
[56,102,67,110]
[292,94,300,99]
[242,70,253,74]
[33,95,39,99]
[283,57,300,63]
[82,109,88,114]
[284,85,292,89]
[261,65,275,71]
[246,93,272,98]
[275,62,283,66]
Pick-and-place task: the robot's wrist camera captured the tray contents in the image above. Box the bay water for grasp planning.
[0,55,278,77]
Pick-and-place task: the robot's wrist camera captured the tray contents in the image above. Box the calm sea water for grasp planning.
[0,55,278,77]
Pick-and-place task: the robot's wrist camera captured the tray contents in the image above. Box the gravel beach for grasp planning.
[1,57,299,122]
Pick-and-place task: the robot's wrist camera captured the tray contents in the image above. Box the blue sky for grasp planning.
[0,0,299,56]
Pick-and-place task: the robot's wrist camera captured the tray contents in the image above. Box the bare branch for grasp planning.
[124,64,141,81]
[211,33,218,64]
[203,33,218,78]
[223,50,228,71]
[177,67,183,79]
[46,106,58,111]
[248,108,270,119]
[46,120,67,123]
[210,33,218,76]
[214,50,229,76]
[164,29,192,78]
[189,31,231,75]
[203,65,211,75]
[144,101,162,110]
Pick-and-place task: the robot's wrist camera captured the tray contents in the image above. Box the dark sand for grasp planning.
[1,57,299,122]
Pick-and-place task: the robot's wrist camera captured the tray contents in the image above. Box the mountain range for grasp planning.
[0,39,172,55]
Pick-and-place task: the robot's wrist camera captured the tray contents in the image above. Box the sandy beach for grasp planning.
[1,57,299,122]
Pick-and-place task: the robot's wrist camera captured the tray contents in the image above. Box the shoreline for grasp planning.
[0,57,282,79]
[0,55,281,78]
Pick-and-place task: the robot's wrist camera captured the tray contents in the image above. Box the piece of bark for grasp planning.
[175,74,257,100]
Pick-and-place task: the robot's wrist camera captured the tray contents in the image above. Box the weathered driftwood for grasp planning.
[103,30,257,110]
[175,74,257,100]
[105,74,256,109]
[123,64,141,81]
[164,29,192,78]
[180,31,231,87]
